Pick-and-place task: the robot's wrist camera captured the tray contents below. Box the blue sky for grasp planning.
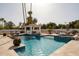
[0,3,79,25]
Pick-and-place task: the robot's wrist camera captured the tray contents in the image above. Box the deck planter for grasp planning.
[13,37,21,46]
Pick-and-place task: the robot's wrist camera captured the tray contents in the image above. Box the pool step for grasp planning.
[9,44,25,50]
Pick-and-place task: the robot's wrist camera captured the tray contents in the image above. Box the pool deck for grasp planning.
[50,40,79,56]
[0,35,18,56]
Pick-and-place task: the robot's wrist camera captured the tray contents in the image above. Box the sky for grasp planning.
[0,3,79,25]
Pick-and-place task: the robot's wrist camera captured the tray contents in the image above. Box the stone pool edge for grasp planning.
[49,40,79,56]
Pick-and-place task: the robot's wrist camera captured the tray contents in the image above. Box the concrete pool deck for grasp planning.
[0,35,18,56]
[50,40,79,56]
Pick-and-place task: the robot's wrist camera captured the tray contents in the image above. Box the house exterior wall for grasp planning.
[24,25,41,34]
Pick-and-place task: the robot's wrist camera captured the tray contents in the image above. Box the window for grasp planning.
[32,27,33,30]
[26,27,30,30]
[34,27,39,30]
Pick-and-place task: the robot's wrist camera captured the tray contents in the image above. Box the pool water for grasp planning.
[14,35,71,56]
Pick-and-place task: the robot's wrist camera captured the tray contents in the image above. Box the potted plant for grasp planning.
[3,33,7,36]
[71,30,78,35]
[13,37,21,46]
[48,29,52,34]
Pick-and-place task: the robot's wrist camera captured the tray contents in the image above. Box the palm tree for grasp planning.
[0,18,5,28]
[3,20,7,27]
[26,16,33,25]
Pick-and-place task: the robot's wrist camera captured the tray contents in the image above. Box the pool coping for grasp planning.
[49,40,79,56]
[49,40,72,56]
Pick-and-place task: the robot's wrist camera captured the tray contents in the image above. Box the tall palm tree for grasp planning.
[22,3,27,24]
[3,20,7,26]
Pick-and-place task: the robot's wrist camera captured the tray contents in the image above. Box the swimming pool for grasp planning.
[14,35,72,56]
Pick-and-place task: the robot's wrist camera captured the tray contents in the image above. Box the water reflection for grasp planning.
[23,35,41,40]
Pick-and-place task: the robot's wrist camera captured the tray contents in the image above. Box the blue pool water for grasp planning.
[14,35,71,56]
